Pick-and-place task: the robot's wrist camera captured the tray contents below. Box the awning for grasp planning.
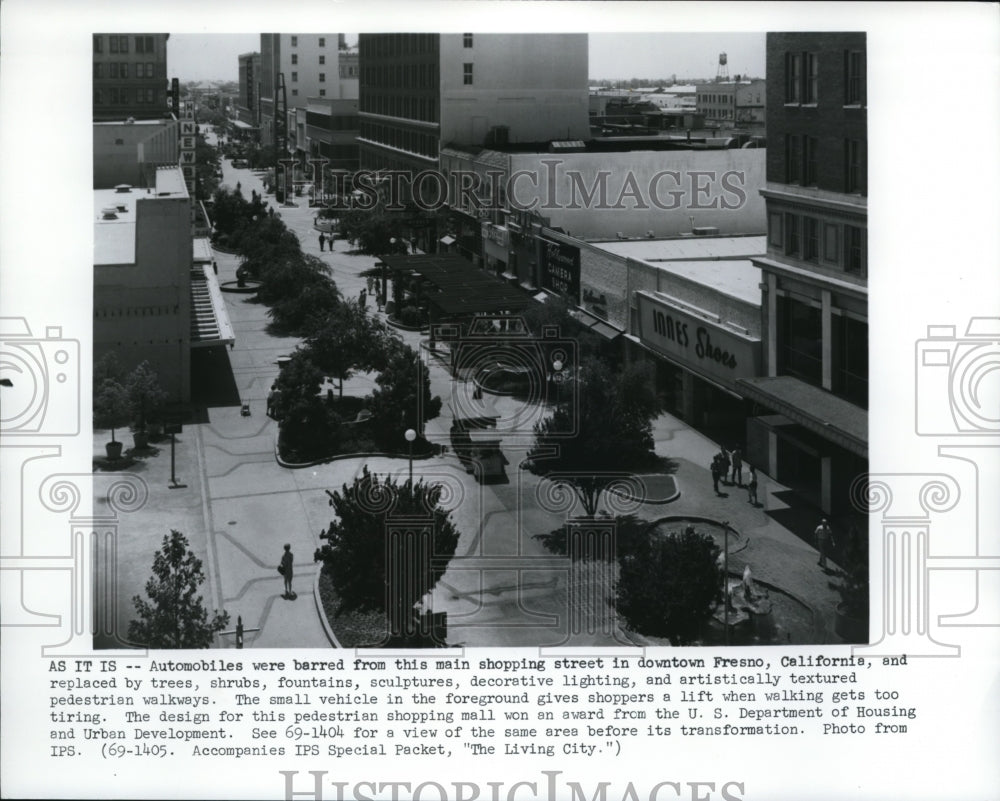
[231,120,256,130]
[737,375,868,457]
[572,308,623,341]
[189,264,235,348]
[439,235,456,246]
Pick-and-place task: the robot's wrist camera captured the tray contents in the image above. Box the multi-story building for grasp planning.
[696,79,766,129]
[259,34,358,148]
[358,33,590,181]
[93,33,170,121]
[740,32,868,518]
[236,51,262,128]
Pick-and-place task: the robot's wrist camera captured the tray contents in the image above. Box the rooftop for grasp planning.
[590,235,767,305]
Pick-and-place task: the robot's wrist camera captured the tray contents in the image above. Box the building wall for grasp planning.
[508,148,767,239]
[237,52,261,125]
[93,121,178,188]
[94,192,192,402]
[438,33,590,146]
[93,33,169,121]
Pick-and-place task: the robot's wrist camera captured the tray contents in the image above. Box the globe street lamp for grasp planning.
[552,359,563,405]
[405,428,417,484]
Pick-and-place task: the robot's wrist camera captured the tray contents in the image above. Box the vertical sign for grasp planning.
[540,239,581,302]
[179,119,196,195]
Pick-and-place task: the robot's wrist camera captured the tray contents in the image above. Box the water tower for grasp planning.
[716,52,729,81]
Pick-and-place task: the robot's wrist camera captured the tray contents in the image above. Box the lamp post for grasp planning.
[405,428,417,485]
[552,358,563,406]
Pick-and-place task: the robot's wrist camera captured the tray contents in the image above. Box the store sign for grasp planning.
[480,222,509,248]
[637,292,760,385]
[540,239,580,301]
[179,119,196,194]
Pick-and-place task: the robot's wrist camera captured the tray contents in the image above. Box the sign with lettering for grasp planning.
[540,239,580,301]
[180,120,196,136]
[636,291,760,387]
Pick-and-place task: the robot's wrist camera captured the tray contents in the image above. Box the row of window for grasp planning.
[698,93,734,105]
[359,121,438,159]
[785,49,866,106]
[94,88,162,105]
[769,211,866,277]
[291,54,331,65]
[94,35,158,54]
[290,36,327,47]
[360,93,439,123]
[94,62,159,79]
[784,135,865,194]
[306,112,358,130]
[361,62,440,90]
[290,72,327,83]
[776,294,868,408]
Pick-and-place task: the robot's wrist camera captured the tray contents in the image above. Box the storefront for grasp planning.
[634,290,761,445]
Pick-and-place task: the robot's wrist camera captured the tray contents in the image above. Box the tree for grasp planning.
[314,468,460,626]
[272,352,339,461]
[93,378,131,445]
[615,527,722,645]
[303,299,396,396]
[125,360,168,431]
[128,530,230,648]
[367,342,442,451]
[526,357,661,516]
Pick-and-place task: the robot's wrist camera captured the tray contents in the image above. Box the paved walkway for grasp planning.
[98,152,848,650]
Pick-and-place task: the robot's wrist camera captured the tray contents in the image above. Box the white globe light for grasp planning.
[405,428,417,442]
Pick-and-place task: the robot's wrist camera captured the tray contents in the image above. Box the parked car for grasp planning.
[231,158,249,169]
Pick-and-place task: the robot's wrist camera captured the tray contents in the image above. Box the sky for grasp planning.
[166,32,765,84]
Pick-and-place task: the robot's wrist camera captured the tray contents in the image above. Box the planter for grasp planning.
[132,430,149,451]
[105,441,124,460]
[834,602,868,643]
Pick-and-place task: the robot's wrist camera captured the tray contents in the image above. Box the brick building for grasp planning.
[93,33,170,121]
[740,32,868,518]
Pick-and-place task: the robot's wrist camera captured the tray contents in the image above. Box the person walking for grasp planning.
[359,288,367,308]
[279,544,294,598]
[746,466,758,505]
[318,232,326,252]
[730,447,743,486]
[719,449,732,486]
[815,518,834,570]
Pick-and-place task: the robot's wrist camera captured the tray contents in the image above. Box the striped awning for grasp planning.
[190,265,235,347]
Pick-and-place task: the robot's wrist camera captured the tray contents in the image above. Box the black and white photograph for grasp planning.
[1,3,997,800]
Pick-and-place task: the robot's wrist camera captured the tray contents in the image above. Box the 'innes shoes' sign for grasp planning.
[636,291,761,388]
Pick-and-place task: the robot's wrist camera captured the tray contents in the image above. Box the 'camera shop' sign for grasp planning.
[636,291,761,388]
[540,239,580,301]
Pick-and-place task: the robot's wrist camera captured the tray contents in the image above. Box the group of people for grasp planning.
[710,446,758,504]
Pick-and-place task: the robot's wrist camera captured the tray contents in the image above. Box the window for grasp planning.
[146,62,155,78]
[463,33,473,48]
[824,223,840,262]
[319,55,325,65]
[845,50,865,105]
[292,89,298,97]
[785,52,802,103]
[777,294,823,387]
[120,63,127,79]
[110,62,119,78]
[832,313,868,408]
[768,212,783,248]
[94,63,104,79]
[804,217,820,262]
[118,36,128,53]
[291,71,298,82]
[291,54,298,65]
[146,89,154,103]
[93,35,103,53]
[109,36,118,53]
[319,37,326,47]
[94,89,103,104]
[463,63,473,85]
[291,36,298,46]
[319,72,326,82]
[785,135,801,183]
[804,53,818,103]
[319,89,326,97]
[844,225,865,276]
[846,139,863,193]
[785,213,801,256]
[804,136,818,185]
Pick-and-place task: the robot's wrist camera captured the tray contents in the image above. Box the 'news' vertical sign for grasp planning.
[179,119,196,195]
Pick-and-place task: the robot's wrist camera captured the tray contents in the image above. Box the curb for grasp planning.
[274,440,439,470]
[313,568,343,649]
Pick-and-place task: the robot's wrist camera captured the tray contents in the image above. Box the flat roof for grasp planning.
[94,187,140,265]
[589,235,766,306]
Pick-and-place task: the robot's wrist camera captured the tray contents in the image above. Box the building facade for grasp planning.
[236,51,262,127]
[93,33,170,121]
[740,32,868,517]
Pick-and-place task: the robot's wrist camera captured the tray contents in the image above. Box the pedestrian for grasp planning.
[359,288,367,307]
[746,466,758,505]
[319,232,326,252]
[711,455,723,495]
[731,447,743,486]
[815,518,834,569]
[719,449,731,485]
[279,544,294,598]
[366,276,374,294]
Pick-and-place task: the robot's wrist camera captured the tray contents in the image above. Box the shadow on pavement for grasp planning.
[191,346,241,409]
